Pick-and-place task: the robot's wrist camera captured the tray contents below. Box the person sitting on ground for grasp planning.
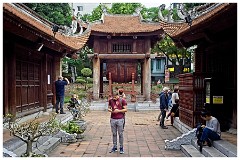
[199,110,221,148]
[169,99,179,125]
[70,94,79,105]
[68,94,80,117]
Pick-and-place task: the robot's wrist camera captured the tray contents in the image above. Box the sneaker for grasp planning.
[109,147,117,153]
[119,147,124,154]
[60,112,66,114]
[207,138,212,147]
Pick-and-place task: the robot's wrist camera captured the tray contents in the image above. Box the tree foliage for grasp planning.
[62,46,93,76]
[109,3,143,14]
[81,68,92,77]
[24,3,72,26]
[152,35,192,65]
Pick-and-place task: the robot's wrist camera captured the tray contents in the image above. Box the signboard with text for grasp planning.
[165,69,169,82]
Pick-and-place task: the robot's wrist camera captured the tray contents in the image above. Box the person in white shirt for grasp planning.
[166,88,179,119]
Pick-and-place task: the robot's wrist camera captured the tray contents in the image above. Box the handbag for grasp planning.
[171,108,179,117]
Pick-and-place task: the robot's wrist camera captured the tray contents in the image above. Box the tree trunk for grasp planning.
[26,141,33,156]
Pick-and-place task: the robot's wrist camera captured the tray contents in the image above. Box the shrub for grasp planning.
[86,77,93,83]
[86,84,93,89]
[75,78,86,84]
[61,121,83,134]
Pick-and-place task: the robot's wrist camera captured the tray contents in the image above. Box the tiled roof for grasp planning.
[163,3,231,38]
[3,3,90,51]
[90,14,163,34]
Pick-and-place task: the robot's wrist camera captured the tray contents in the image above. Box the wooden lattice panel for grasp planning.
[178,73,205,128]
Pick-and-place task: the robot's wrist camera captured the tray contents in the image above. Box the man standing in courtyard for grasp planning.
[108,92,127,154]
[159,87,169,129]
[55,76,69,114]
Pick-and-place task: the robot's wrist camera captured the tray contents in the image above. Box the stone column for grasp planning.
[93,53,100,100]
[143,57,151,101]
[143,39,151,101]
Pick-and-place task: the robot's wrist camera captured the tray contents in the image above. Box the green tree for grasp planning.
[152,35,193,76]
[62,45,93,78]
[81,3,147,23]
[24,3,72,26]
[109,3,143,14]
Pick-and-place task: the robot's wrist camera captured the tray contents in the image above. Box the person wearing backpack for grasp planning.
[108,92,127,154]
[198,110,221,152]
[118,89,126,130]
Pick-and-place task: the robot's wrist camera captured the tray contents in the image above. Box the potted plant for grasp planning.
[67,96,90,138]
[60,121,84,139]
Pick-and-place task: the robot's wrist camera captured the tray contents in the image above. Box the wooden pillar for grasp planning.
[143,39,151,101]
[41,54,47,112]
[132,73,135,93]
[109,72,112,98]
[132,40,137,53]
[100,62,103,98]
[93,55,100,100]
[4,53,9,115]
[141,62,144,95]
[131,73,136,102]
[8,45,16,117]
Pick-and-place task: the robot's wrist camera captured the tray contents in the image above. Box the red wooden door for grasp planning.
[16,60,40,112]
[106,60,137,83]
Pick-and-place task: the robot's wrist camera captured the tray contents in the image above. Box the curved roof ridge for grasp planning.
[162,3,230,37]
[89,12,163,34]
[3,3,91,51]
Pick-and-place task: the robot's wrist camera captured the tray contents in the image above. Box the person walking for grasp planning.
[108,92,127,154]
[55,76,69,114]
[159,87,169,129]
[169,99,179,125]
[157,89,164,121]
[166,88,179,119]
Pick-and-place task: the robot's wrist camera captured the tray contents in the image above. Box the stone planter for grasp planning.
[71,120,87,132]
[55,130,77,143]
[76,133,85,139]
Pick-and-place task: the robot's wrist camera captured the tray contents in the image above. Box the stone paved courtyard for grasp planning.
[48,111,186,157]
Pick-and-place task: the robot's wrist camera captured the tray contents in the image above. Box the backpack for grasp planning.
[196,123,203,145]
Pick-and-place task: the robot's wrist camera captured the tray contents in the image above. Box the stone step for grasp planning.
[33,137,61,155]
[182,138,236,157]
[191,139,226,157]
[212,140,237,157]
[181,144,205,157]
[12,135,60,156]
[3,136,25,152]
[3,112,72,157]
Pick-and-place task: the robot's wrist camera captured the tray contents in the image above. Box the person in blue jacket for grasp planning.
[159,87,169,129]
[55,76,69,114]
